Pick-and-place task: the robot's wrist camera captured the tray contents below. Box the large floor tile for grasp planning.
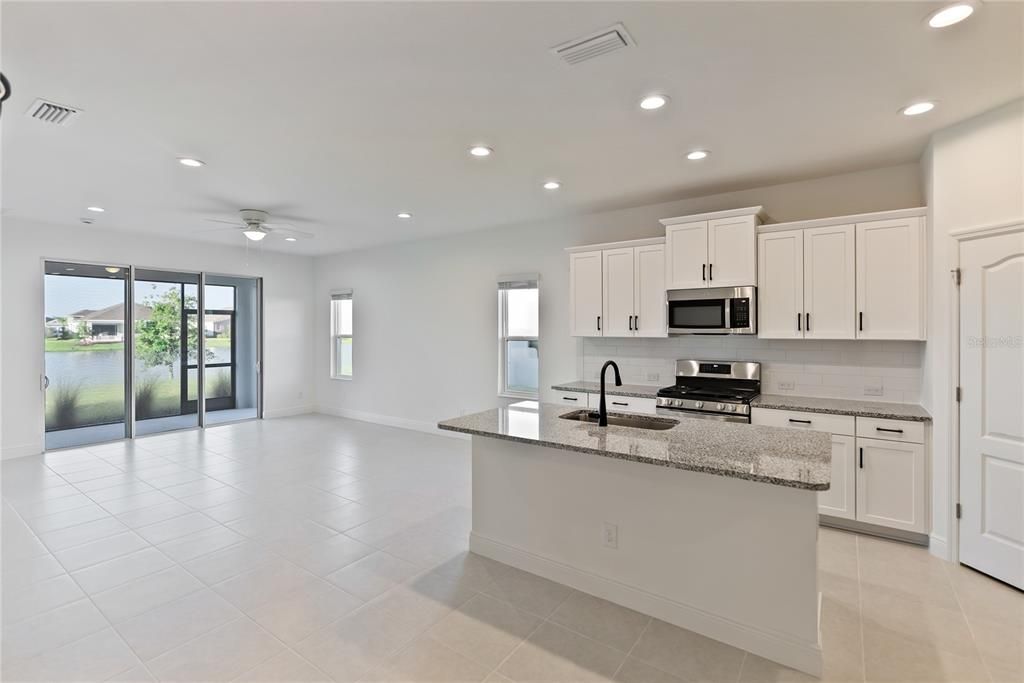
[92,566,204,623]
[181,538,277,585]
[276,532,376,577]
[2,573,84,624]
[146,617,283,682]
[246,578,363,644]
[234,651,331,682]
[1,598,109,665]
[481,563,573,619]
[114,588,241,661]
[549,591,651,653]
[498,621,626,683]
[156,524,246,563]
[629,618,746,683]
[426,593,540,670]
[369,637,490,683]
[614,657,685,683]
[213,557,318,611]
[862,625,989,683]
[325,550,420,601]
[1,627,139,682]
[53,530,149,572]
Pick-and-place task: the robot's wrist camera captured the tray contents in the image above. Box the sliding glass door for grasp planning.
[133,269,201,436]
[43,261,130,450]
[204,275,260,425]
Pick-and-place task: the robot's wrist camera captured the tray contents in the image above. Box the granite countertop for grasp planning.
[551,381,661,399]
[752,394,932,422]
[438,403,831,491]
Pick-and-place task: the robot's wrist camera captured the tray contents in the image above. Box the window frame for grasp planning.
[498,278,539,400]
[330,290,353,380]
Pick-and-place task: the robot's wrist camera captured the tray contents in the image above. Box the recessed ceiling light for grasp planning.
[86,206,105,213]
[639,94,669,110]
[178,157,205,167]
[284,237,297,242]
[902,101,936,116]
[927,2,975,28]
[397,212,413,219]
[543,181,561,190]
[105,267,120,274]
[469,145,493,157]
[686,150,709,161]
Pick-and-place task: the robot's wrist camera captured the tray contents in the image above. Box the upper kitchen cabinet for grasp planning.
[856,217,926,340]
[661,207,763,290]
[567,238,667,338]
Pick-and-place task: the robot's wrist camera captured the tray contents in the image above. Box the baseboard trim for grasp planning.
[929,533,950,562]
[315,405,469,440]
[470,532,823,677]
[2,441,44,461]
[263,405,315,419]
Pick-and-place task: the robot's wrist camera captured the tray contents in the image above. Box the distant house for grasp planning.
[68,303,153,344]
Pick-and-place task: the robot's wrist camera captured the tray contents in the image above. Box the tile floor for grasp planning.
[2,415,1021,682]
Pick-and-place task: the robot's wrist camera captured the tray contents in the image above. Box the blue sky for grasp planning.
[45,276,234,317]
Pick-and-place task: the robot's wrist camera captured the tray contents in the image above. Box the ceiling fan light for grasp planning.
[242,228,267,242]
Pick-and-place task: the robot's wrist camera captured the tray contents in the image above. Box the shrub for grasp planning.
[210,371,232,398]
[135,377,159,419]
[49,382,82,429]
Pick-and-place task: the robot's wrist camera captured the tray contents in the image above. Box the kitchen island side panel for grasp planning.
[470,435,823,676]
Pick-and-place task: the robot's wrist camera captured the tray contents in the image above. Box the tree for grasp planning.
[135,288,212,377]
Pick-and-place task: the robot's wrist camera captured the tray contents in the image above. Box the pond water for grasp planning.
[46,347,232,387]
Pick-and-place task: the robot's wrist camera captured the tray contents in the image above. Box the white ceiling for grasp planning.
[3,1,1022,255]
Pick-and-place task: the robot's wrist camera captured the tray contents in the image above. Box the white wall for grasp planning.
[923,98,1024,559]
[0,219,316,459]
[314,162,923,432]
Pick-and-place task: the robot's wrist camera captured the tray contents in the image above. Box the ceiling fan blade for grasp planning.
[203,217,244,226]
[194,226,243,234]
[270,226,315,238]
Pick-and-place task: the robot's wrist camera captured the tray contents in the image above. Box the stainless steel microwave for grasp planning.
[667,286,756,335]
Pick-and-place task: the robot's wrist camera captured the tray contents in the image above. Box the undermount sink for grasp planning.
[559,410,679,430]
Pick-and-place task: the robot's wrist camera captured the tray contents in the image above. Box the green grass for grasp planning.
[45,336,231,352]
[45,378,184,428]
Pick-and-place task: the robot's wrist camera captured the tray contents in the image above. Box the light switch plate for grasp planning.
[645,372,660,382]
[778,380,795,391]
[864,384,884,397]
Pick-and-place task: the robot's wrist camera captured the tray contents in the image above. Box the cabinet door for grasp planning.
[804,225,855,339]
[757,230,804,339]
[665,221,708,289]
[587,393,658,415]
[708,215,757,287]
[856,218,925,340]
[819,434,856,520]
[602,248,635,337]
[633,244,667,338]
[569,251,603,337]
[856,437,927,533]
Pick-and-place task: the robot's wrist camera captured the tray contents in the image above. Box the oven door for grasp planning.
[667,286,756,335]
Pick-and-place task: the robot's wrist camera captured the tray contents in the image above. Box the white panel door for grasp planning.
[634,244,667,338]
[856,218,925,340]
[856,437,927,533]
[804,225,856,339]
[602,248,635,337]
[665,221,708,289]
[819,434,856,520]
[708,215,757,287]
[959,229,1024,589]
[569,251,603,337]
[757,230,804,339]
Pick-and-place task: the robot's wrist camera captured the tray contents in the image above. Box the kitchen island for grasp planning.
[438,401,832,676]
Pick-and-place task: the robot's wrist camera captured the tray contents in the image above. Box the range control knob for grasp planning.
[716,403,725,411]
[673,399,683,407]
[727,404,736,412]
[694,401,703,409]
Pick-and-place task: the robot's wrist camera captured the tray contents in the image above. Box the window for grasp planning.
[330,291,353,379]
[499,278,539,398]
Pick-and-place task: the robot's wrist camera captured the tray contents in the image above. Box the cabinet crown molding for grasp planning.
[659,206,765,227]
[757,207,927,234]
[564,236,664,253]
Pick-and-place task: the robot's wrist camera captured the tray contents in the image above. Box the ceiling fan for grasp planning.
[200,209,313,243]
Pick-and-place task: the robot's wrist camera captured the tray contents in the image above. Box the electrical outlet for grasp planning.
[645,372,660,382]
[778,380,795,391]
[864,384,884,397]
[602,522,618,549]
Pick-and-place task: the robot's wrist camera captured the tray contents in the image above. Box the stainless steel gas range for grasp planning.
[655,360,761,423]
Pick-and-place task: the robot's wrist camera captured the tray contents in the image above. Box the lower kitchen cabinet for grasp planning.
[855,437,927,533]
[588,393,658,415]
[819,434,856,520]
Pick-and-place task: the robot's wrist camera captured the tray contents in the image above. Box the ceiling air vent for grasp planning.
[26,98,81,126]
[551,23,634,66]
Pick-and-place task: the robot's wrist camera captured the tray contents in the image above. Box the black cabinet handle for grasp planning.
[709,263,713,281]
[562,396,578,401]
[806,313,810,331]
[859,447,864,468]
[797,313,801,331]
[876,427,904,434]
[702,264,706,281]
[788,418,812,424]
[859,311,863,331]
[634,315,639,330]
[597,316,601,331]
[628,316,632,331]
[611,401,628,406]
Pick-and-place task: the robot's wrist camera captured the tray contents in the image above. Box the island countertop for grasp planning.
[438,403,831,491]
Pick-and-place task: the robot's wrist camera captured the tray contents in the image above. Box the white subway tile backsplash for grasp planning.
[580,337,923,404]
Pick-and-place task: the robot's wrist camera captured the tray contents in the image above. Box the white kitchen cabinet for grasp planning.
[708,216,758,288]
[555,393,588,408]
[820,434,857,520]
[856,217,925,340]
[568,239,667,338]
[804,225,856,339]
[569,250,603,337]
[633,244,667,337]
[757,230,804,338]
[587,393,658,415]
[665,221,709,289]
[757,225,854,340]
[602,248,635,337]
[662,208,762,290]
[855,436,927,533]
